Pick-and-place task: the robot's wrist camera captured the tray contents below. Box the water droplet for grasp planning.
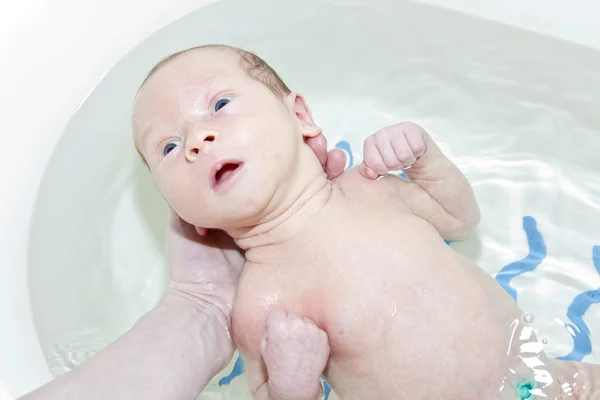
[542,338,548,344]
[522,313,534,324]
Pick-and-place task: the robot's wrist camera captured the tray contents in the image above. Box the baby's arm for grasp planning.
[237,310,329,400]
[360,122,480,240]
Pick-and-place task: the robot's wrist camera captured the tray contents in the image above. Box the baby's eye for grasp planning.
[214,98,231,113]
[163,140,180,157]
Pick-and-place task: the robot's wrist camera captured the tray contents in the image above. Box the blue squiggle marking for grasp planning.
[557,245,600,361]
[335,140,354,169]
[495,216,547,302]
[321,377,332,400]
[218,354,245,386]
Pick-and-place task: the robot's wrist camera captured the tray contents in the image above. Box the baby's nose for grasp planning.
[184,129,219,162]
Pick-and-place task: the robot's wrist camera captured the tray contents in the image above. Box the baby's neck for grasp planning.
[229,172,334,252]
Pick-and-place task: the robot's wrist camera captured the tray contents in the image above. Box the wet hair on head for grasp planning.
[140,44,291,98]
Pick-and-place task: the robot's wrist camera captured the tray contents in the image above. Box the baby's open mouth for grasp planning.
[212,161,242,190]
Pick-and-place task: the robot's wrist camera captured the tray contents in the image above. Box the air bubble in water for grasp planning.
[521,313,534,324]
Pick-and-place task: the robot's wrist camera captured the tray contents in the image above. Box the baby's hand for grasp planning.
[261,310,330,399]
[359,121,428,179]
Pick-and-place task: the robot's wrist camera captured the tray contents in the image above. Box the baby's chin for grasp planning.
[179,173,287,230]
[190,201,274,232]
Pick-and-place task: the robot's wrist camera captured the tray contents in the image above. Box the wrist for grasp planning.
[269,380,324,400]
[160,289,235,370]
[166,280,235,318]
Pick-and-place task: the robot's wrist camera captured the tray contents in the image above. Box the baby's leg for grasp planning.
[500,317,599,399]
[249,310,330,400]
[552,359,600,399]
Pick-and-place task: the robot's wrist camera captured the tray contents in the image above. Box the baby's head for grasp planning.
[132,45,324,232]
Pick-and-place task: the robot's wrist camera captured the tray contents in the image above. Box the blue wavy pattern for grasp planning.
[322,377,332,399]
[495,216,547,302]
[218,353,245,386]
[557,245,600,361]
[493,216,599,361]
[335,140,354,169]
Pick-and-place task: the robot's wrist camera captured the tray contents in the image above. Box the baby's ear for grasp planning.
[286,92,322,138]
[195,226,208,236]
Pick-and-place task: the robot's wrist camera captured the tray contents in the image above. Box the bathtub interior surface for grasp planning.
[28,0,600,397]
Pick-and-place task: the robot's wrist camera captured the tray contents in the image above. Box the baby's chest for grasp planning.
[236,255,401,353]
[316,273,408,356]
[261,258,404,356]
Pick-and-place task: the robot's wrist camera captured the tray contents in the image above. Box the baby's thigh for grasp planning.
[497,321,566,400]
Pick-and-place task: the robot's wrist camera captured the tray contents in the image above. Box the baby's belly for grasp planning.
[317,249,525,399]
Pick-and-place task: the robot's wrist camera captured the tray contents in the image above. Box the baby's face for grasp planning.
[133,49,314,229]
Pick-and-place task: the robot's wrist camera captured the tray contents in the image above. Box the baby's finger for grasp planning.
[325,148,346,179]
[390,132,417,168]
[362,137,388,176]
[404,126,427,158]
[359,163,380,180]
[375,132,403,170]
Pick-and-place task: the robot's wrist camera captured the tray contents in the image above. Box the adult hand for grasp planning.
[306,133,346,180]
[165,213,244,362]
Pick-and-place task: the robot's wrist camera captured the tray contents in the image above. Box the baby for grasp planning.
[132,45,599,399]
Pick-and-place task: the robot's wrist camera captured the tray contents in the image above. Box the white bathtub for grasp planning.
[1,0,600,398]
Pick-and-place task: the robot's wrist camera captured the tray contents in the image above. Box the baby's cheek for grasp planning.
[157,179,192,215]
[155,176,176,202]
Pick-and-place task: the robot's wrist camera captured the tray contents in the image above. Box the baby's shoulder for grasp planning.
[332,167,372,191]
[332,167,410,199]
